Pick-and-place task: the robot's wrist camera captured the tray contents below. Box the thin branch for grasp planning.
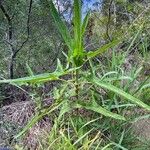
[0,2,11,22]
[0,2,13,42]
[14,0,33,57]
[106,0,113,42]
[3,38,14,47]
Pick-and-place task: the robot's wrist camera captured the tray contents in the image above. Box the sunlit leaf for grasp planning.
[72,0,86,67]
[55,59,64,72]
[0,72,61,85]
[0,66,81,85]
[73,0,82,45]
[87,40,119,59]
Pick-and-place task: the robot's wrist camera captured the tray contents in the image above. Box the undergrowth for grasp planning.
[0,0,150,149]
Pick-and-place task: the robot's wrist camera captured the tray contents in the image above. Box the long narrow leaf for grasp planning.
[46,0,72,51]
[92,78,150,111]
[26,63,34,76]
[73,128,94,146]
[85,105,126,120]
[73,0,83,58]
[0,67,80,85]
[74,103,126,121]
[81,12,90,37]
[87,40,119,59]
[73,0,81,43]
[0,72,62,85]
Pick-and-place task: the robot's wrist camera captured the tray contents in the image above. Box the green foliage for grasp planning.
[91,78,150,111]
[0,0,150,149]
[48,0,72,51]
[74,102,126,121]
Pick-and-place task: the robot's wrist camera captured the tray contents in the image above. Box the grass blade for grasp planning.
[92,78,150,111]
[73,128,94,146]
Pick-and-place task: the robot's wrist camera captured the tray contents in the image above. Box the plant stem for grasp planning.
[75,68,80,130]
[75,69,79,100]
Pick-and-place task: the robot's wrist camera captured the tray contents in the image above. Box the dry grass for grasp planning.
[1,99,53,149]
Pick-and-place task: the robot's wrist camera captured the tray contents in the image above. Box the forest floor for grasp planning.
[0,100,150,149]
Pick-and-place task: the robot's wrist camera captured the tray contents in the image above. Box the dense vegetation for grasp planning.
[0,0,150,149]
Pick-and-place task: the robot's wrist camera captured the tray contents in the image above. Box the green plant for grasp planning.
[0,0,150,148]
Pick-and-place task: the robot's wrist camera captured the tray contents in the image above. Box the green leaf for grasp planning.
[73,128,94,146]
[47,0,72,51]
[92,78,150,111]
[74,103,126,121]
[141,83,150,90]
[87,40,119,59]
[73,0,84,66]
[85,105,126,120]
[81,12,90,37]
[0,67,80,85]
[73,0,82,44]
[0,72,61,85]
[101,143,114,150]
[58,100,71,120]
[55,59,64,72]
[26,63,34,76]
[118,28,142,68]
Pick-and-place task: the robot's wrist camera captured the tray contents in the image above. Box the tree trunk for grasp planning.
[9,55,15,79]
